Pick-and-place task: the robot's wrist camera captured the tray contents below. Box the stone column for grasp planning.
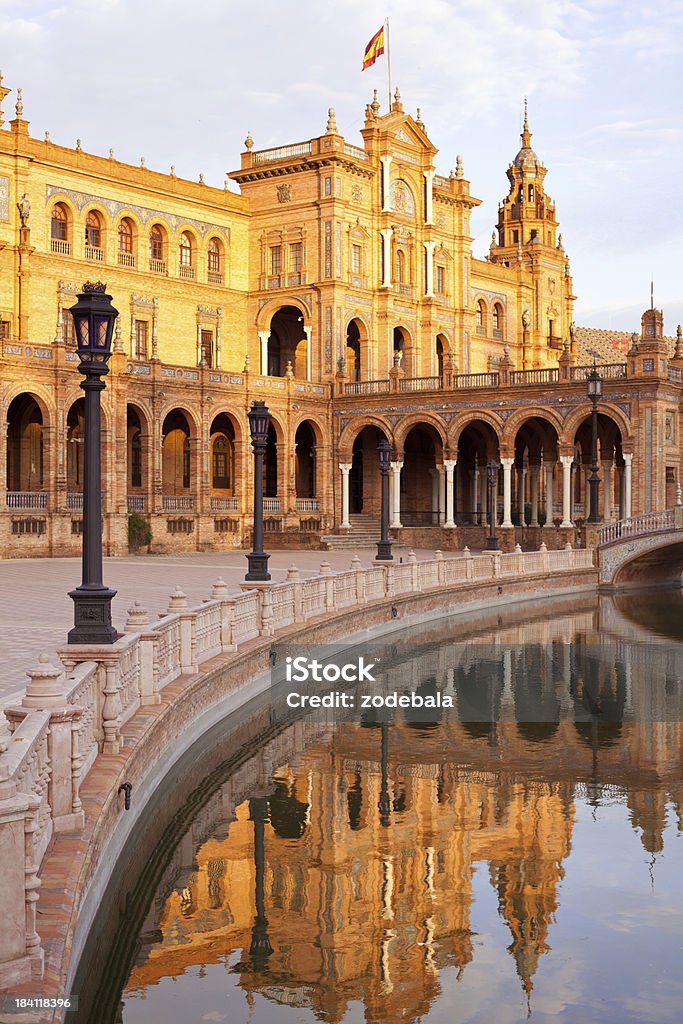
[529,464,540,527]
[424,169,435,225]
[470,469,479,524]
[423,240,435,298]
[479,467,487,525]
[390,462,403,528]
[544,462,555,527]
[517,465,526,522]
[430,468,439,523]
[501,457,514,528]
[584,465,591,519]
[602,461,612,521]
[560,455,574,528]
[380,155,393,211]
[258,330,269,376]
[339,463,351,528]
[443,459,456,527]
[303,325,312,381]
[623,453,633,519]
[438,465,446,524]
[380,228,393,288]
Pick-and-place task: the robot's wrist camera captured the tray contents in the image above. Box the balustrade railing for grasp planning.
[510,368,559,385]
[253,141,312,164]
[296,497,319,511]
[452,371,499,388]
[399,376,442,392]
[344,379,390,396]
[162,495,194,511]
[127,494,145,512]
[599,509,675,545]
[211,495,239,511]
[6,491,48,509]
[67,492,83,511]
[263,497,281,512]
[570,362,627,381]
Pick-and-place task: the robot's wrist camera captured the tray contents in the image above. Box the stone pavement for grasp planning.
[0,545,446,705]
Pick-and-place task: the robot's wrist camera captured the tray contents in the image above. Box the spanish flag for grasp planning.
[362,25,385,70]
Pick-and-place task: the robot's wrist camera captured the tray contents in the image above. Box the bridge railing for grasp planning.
[599,509,676,545]
[0,544,594,985]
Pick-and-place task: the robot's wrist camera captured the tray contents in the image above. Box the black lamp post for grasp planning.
[376,438,393,561]
[587,366,603,523]
[485,461,500,550]
[246,400,271,582]
[378,720,391,827]
[67,282,118,644]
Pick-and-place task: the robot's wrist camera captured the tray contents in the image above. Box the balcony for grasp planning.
[179,265,195,280]
[263,497,281,512]
[6,491,47,509]
[127,494,145,512]
[85,246,103,262]
[149,258,167,275]
[210,495,239,511]
[51,239,71,255]
[207,271,223,285]
[296,498,319,512]
[67,493,83,511]
[118,252,135,268]
[399,375,442,393]
[163,495,194,511]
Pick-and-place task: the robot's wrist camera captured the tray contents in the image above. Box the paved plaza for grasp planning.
[0,545,442,706]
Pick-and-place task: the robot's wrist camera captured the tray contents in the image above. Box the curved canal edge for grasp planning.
[0,547,594,1020]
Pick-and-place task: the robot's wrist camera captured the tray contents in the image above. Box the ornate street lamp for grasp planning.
[246,400,272,582]
[376,438,393,561]
[67,282,118,644]
[587,366,602,523]
[378,720,391,827]
[485,461,500,550]
[248,796,273,962]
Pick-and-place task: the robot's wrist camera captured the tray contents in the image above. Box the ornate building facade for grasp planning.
[0,74,680,556]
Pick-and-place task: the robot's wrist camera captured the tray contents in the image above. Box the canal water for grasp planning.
[75,592,683,1024]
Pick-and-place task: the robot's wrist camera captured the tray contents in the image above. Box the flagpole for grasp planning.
[386,17,392,109]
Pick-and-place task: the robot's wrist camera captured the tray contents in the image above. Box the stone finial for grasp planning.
[23,653,65,709]
[350,555,362,570]
[407,549,417,563]
[416,107,425,131]
[140,155,146,168]
[244,130,254,151]
[676,480,682,507]
[198,172,205,184]
[563,337,570,353]
[371,89,380,116]
[490,230,497,249]
[75,137,82,152]
[15,87,23,118]
[515,543,522,553]
[285,360,294,377]
[675,324,683,358]
[167,585,188,612]
[463,545,470,555]
[455,154,464,179]
[539,542,548,552]
[564,541,573,550]
[286,564,301,581]
[125,601,150,631]
[44,130,50,142]
[224,178,229,191]
[211,576,230,599]
[113,319,123,352]
[319,560,333,576]
[394,87,401,103]
[326,107,338,134]
[435,549,444,561]
[558,232,563,249]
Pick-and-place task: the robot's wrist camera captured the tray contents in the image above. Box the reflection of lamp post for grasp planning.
[376,438,393,561]
[485,461,500,550]
[246,400,271,582]
[587,366,602,523]
[67,282,118,644]
[249,797,273,961]
[378,720,391,827]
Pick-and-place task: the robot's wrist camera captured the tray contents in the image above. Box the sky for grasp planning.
[1,0,682,331]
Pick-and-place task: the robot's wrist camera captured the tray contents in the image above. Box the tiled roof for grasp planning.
[575,326,676,363]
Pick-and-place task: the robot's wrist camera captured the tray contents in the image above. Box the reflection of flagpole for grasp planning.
[386,18,392,109]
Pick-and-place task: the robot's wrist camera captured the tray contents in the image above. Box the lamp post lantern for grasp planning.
[586,365,603,524]
[376,438,393,561]
[485,461,500,550]
[246,400,272,582]
[67,282,118,644]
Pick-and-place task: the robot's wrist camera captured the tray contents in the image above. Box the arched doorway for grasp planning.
[295,422,316,501]
[393,326,411,375]
[573,414,624,522]
[512,417,560,527]
[265,422,277,498]
[162,410,193,504]
[350,425,390,516]
[127,405,148,511]
[268,306,307,378]
[6,394,45,500]
[456,420,501,526]
[66,399,85,508]
[401,425,444,526]
[346,320,362,381]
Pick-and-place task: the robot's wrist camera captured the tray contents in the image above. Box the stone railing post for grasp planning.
[287,565,304,622]
[435,549,446,586]
[259,586,274,637]
[464,546,474,581]
[125,603,159,706]
[540,541,550,574]
[0,775,43,986]
[101,661,122,754]
[408,549,419,590]
[212,577,236,652]
[167,587,197,675]
[319,561,335,613]
[351,555,366,604]
[493,550,502,578]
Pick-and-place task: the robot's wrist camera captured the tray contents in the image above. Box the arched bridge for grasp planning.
[598,508,683,587]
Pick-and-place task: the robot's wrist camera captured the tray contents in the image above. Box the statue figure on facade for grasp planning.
[569,321,576,343]
[522,306,530,331]
[17,192,30,227]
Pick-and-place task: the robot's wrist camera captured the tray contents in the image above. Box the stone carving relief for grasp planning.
[277,184,292,203]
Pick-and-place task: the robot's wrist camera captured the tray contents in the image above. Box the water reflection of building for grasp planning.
[123,617,683,1022]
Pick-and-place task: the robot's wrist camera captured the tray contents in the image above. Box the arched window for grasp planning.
[492,304,502,332]
[131,432,142,488]
[395,249,406,284]
[528,184,535,203]
[85,211,102,250]
[149,225,164,262]
[476,300,485,331]
[212,435,232,489]
[208,238,221,273]
[179,232,192,267]
[118,218,133,253]
[51,204,68,240]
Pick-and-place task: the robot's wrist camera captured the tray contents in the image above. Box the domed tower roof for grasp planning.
[513,99,541,169]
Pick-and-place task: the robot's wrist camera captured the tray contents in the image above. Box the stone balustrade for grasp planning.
[0,544,594,988]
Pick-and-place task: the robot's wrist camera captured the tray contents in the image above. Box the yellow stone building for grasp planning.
[0,74,679,556]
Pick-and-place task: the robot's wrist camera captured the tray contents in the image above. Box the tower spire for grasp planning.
[521,97,532,149]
